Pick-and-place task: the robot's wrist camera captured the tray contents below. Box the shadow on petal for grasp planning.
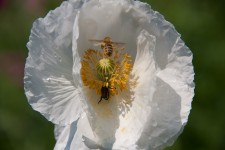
[65,120,79,150]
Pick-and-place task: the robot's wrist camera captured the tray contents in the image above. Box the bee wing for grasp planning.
[89,39,103,42]
[89,39,126,47]
[89,39,103,46]
[112,42,126,48]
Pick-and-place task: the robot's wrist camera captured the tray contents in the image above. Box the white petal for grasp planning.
[72,0,144,59]
[156,37,194,125]
[54,122,75,150]
[133,0,183,70]
[24,1,84,125]
[70,0,194,149]
[54,112,97,150]
[111,29,156,149]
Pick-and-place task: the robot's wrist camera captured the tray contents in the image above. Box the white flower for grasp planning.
[24,0,194,149]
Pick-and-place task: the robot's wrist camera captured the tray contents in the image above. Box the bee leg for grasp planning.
[98,97,103,104]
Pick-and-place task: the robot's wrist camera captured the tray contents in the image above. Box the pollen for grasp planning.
[80,39,133,102]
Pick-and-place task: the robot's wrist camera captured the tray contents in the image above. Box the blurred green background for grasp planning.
[0,0,224,149]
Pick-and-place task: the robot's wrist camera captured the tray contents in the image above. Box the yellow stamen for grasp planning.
[80,39,134,101]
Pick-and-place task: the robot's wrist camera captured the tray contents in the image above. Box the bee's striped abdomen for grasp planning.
[104,43,113,57]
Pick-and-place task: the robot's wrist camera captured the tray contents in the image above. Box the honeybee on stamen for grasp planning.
[81,37,132,104]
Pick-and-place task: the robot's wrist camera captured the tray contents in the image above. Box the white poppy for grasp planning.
[24,0,194,149]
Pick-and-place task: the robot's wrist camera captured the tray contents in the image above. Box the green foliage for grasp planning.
[0,74,55,150]
[0,1,63,150]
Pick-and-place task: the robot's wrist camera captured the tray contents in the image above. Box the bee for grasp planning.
[98,77,116,104]
[98,82,110,104]
[89,37,125,58]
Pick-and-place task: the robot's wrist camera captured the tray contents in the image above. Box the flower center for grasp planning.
[96,58,115,77]
[80,37,133,103]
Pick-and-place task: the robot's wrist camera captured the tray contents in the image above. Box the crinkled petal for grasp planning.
[24,1,84,125]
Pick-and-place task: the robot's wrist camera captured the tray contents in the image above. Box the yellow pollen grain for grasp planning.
[120,127,127,133]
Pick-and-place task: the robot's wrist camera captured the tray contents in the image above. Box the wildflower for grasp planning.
[24,0,194,149]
